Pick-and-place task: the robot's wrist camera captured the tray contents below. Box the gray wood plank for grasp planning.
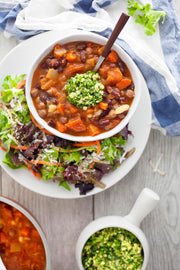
[94,129,180,270]
[1,171,93,270]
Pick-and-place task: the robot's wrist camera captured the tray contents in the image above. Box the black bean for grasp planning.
[117,59,127,75]
[80,51,86,63]
[76,43,87,50]
[99,119,110,127]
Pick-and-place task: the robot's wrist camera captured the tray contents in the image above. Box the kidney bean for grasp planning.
[111,89,120,100]
[38,109,47,118]
[76,43,87,50]
[59,57,67,68]
[80,51,86,63]
[40,62,48,69]
[117,59,127,75]
[99,119,110,127]
[106,86,113,93]
[119,97,126,104]
[31,88,39,98]
[46,58,60,68]
[48,119,56,127]
[37,102,46,110]
[58,67,63,73]
[36,83,41,90]
[39,91,49,105]
[103,91,108,99]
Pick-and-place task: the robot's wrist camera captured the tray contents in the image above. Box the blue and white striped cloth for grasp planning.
[0,0,180,136]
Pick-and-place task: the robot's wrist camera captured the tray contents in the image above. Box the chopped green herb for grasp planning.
[82,227,144,270]
[66,71,104,110]
[127,0,166,36]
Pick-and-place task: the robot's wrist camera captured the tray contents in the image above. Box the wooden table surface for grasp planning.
[0,1,180,269]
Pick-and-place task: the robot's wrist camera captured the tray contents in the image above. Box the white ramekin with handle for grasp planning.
[76,188,160,270]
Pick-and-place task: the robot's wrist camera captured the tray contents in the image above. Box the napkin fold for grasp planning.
[0,0,180,136]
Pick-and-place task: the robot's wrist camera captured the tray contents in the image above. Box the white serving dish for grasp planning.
[26,31,142,142]
[76,188,160,269]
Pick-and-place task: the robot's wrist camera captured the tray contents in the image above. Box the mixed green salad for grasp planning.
[82,227,144,270]
[0,75,135,195]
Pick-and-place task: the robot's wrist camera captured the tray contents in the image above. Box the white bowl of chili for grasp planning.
[26,31,142,141]
[76,188,160,270]
[0,196,51,270]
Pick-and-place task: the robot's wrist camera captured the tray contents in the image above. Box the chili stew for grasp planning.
[0,202,46,270]
[31,41,134,137]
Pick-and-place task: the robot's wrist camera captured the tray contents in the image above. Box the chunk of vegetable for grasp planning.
[115,104,129,114]
[65,117,86,132]
[99,102,108,110]
[46,68,59,80]
[116,78,132,90]
[57,104,64,115]
[88,124,100,136]
[53,44,66,58]
[106,68,122,85]
[56,121,67,133]
[65,64,84,76]
[107,50,119,63]
[66,53,76,62]
[40,77,55,90]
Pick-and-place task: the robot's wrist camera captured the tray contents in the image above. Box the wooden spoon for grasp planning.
[93,12,130,72]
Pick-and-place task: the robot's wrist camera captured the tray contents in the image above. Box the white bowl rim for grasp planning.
[26,30,142,142]
[75,215,149,270]
[0,195,51,270]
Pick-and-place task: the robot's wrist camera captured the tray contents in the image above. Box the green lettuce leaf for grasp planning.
[3,151,23,169]
[59,180,71,191]
[2,74,26,89]
[12,103,31,124]
[127,0,166,35]
[62,152,83,165]
[0,110,14,149]
[101,136,126,164]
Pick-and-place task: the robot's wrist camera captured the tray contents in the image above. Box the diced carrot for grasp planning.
[66,53,76,62]
[88,124,100,136]
[99,102,108,110]
[30,160,62,166]
[67,104,78,113]
[15,79,26,89]
[116,78,132,90]
[107,50,119,63]
[0,232,6,243]
[1,146,7,151]
[21,227,30,237]
[65,117,86,132]
[106,68,122,85]
[57,104,64,115]
[53,44,66,58]
[56,121,67,133]
[65,64,84,76]
[1,92,3,96]
[89,162,95,168]
[86,108,94,114]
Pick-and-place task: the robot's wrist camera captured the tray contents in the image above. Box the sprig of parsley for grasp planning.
[127,0,166,35]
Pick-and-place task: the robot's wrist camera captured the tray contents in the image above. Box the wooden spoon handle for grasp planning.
[101,13,130,58]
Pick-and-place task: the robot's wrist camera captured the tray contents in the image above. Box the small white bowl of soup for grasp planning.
[0,196,51,270]
[26,31,142,142]
[76,188,160,270]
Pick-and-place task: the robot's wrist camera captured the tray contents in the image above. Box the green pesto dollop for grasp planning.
[66,71,104,110]
[82,227,144,270]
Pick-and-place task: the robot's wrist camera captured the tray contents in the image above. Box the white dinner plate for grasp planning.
[0,30,152,198]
